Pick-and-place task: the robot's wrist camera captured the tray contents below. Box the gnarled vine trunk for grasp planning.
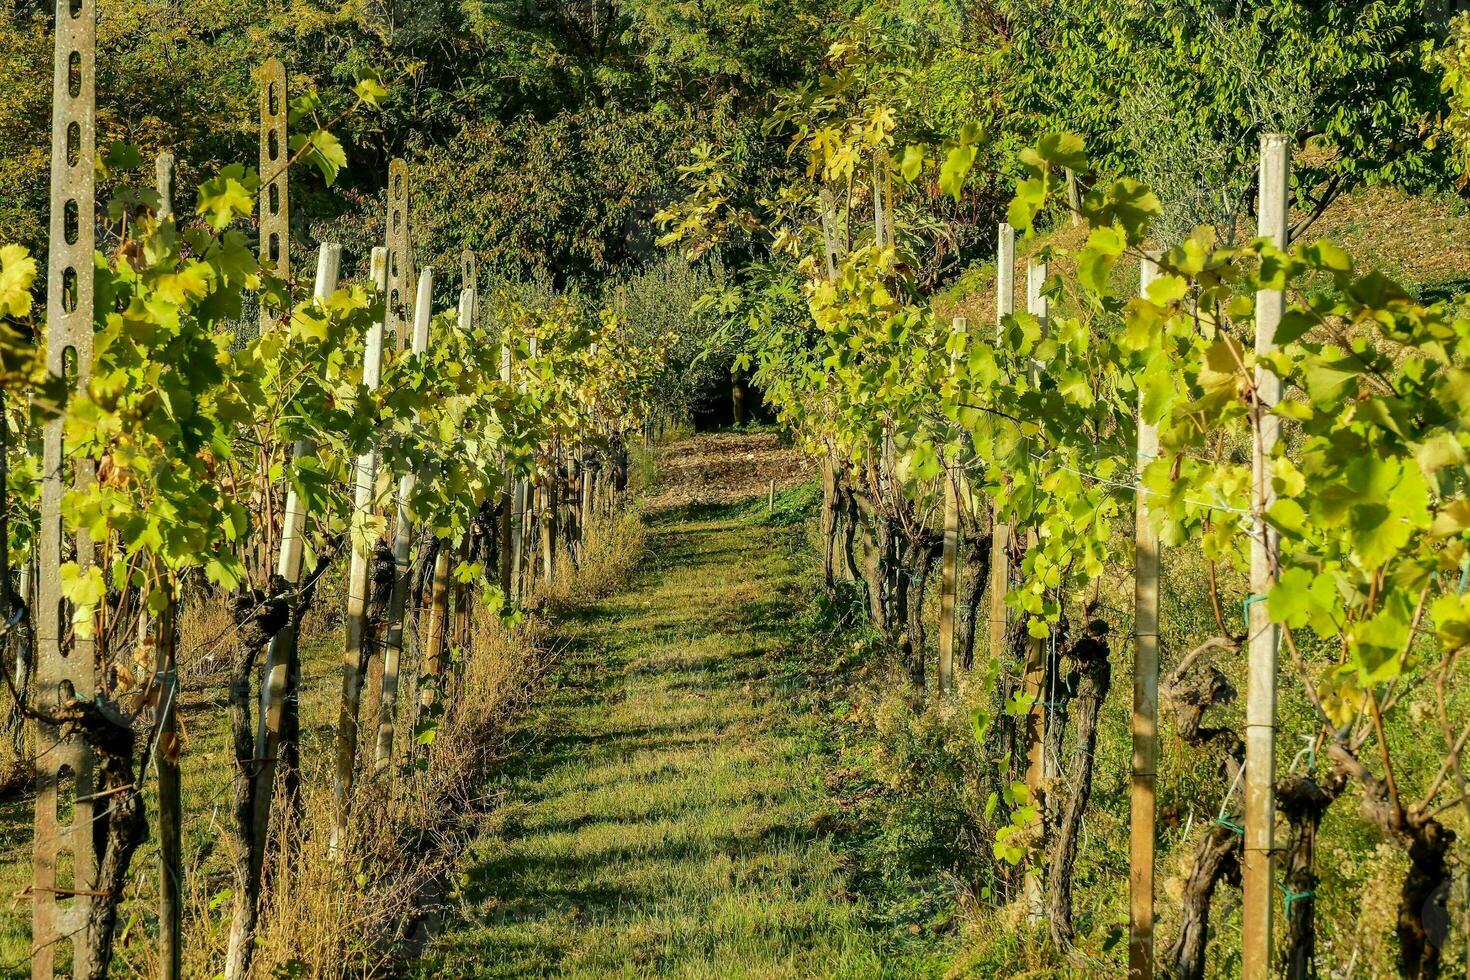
[1277,771,1342,979]
[1327,743,1456,979]
[224,584,291,980]
[1161,637,1245,980]
[1047,625,1111,950]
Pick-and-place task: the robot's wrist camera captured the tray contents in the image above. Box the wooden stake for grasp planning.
[331,246,388,851]
[498,338,515,596]
[938,316,966,695]
[1242,132,1289,980]
[1130,254,1161,980]
[258,58,288,332]
[253,243,340,871]
[375,267,434,775]
[541,438,559,583]
[419,547,452,709]
[35,0,99,969]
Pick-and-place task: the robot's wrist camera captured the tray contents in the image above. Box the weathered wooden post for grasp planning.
[937,316,966,695]
[375,268,434,775]
[1130,255,1161,980]
[580,443,595,545]
[34,0,99,970]
[419,543,452,707]
[252,242,341,877]
[541,433,559,583]
[1242,133,1289,980]
[498,335,515,596]
[331,246,388,850]
[258,58,288,332]
[517,337,540,596]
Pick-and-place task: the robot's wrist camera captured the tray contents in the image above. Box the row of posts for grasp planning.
[28,26,628,976]
[922,135,1289,979]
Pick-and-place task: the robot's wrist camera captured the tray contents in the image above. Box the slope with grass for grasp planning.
[413,433,936,978]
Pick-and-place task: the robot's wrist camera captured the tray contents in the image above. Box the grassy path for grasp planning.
[413,497,894,978]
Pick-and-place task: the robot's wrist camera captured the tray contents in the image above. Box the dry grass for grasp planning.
[0,494,650,978]
[641,431,807,512]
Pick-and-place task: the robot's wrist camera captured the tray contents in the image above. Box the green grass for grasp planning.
[413,499,933,978]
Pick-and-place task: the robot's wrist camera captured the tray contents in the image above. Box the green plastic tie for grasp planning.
[1241,594,1268,623]
[1278,882,1315,916]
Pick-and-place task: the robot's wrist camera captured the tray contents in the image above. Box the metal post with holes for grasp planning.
[34,0,98,972]
[332,247,388,851]
[1242,133,1289,980]
[258,59,289,332]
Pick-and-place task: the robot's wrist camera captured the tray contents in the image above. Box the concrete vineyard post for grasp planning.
[34,0,99,970]
[1130,255,1161,980]
[386,159,410,351]
[819,187,840,280]
[375,268,434,775]
[253,243,341,872]
[1242,133,1289,980]
[155,151,174,218]
[452,254,477,643]
[986,224,1015,666]
[938,316,966,695]
[1022,258,1049,924]
[518,336,540,596]
[332,246,388,850]
[422,286,476,714]
[258,58,288,332]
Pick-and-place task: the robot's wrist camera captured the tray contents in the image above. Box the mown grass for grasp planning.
[413,492,945,978]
